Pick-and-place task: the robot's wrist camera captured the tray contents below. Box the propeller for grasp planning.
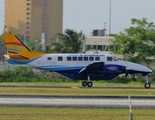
[125,55,129,77]
[125,67,129,77]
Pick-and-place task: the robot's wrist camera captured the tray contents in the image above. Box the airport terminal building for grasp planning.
[83,29,118,55]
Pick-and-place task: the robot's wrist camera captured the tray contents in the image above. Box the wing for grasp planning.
[79,62,104,76]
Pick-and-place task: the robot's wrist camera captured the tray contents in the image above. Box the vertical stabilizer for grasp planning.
[3,34,30,53]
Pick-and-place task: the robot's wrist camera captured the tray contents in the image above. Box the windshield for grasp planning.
[113,56,119,61]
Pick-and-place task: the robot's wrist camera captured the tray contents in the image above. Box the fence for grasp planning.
[0,62,10,71]
[0,108,154,120]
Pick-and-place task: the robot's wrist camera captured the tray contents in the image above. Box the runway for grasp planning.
[0,84,155,89]
[0,95,155,109]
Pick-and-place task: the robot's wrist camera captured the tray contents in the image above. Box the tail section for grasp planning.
[3,33,45,61]
[3,33,30,53]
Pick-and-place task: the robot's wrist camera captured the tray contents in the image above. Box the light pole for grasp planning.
[3,26,7,33]
[23,31,27,44]
[109,0,111,35]
[24,34,26,44]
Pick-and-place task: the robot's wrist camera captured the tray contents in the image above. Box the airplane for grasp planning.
[2,33,152,89]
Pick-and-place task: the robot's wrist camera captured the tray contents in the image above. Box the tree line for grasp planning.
[112,18,155,66]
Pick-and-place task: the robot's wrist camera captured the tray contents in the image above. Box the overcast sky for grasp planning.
[0,0,155,36]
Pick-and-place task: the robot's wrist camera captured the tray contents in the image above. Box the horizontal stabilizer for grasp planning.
[3,55,10,59]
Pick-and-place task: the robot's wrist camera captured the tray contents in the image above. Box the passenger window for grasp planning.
[78,57,83,61]
[58,56,63,61]
[73,57,77,61]
[107,57,113,61]
[95,57,100,61]
[47,57,52,60]
[67,57,72,61]
[89,57,94,61]
[84,57,88,61]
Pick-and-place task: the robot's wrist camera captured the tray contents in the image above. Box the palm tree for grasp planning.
[26,40,41,52]
[48,29,85,53]
[16,34,25,43]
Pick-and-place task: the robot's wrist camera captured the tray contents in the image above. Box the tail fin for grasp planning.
[3,33,30,54]
[3,33,45,61]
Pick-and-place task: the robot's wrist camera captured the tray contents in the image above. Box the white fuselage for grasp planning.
[20,53,152,74]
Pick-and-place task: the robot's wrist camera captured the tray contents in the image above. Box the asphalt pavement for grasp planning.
[0,95,155,109]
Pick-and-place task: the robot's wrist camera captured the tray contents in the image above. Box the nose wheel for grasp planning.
[144,76,151,89]
[144,83,150,89]
[82,76,93,87]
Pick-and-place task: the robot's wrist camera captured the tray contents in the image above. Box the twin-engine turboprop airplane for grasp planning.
[3,33,152,89]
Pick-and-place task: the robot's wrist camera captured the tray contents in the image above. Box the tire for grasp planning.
[144,83,150,89]
[82,81,87,87]
[87,82,93,87]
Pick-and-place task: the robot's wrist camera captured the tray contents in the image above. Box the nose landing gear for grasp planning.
[144,76,151,89]
[82,76,93,87]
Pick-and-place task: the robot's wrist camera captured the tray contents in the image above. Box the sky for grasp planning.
[0,0,155,36]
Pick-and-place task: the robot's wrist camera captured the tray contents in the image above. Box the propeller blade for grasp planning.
[125,70,128,77]
[125,55,129,77]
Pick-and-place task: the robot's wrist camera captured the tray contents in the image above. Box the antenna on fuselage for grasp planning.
[98,50,101,54]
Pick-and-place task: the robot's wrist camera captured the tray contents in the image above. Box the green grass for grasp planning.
[0,86,154,96]
[0,81,154,96]
[1,80,155,86]
[0,108,154,120]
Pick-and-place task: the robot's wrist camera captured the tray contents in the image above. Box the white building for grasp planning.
[83,36,123,58]
[83,36,115,52]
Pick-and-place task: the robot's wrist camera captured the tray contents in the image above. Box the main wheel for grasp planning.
[144,83,150,89]
[82,81,87,87]
[87,82,93,87]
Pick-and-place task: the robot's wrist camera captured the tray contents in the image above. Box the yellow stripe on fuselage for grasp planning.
[18,51,47,60]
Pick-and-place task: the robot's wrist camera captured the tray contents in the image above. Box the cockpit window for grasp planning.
[113,56,119,61]
[107,57,113,61]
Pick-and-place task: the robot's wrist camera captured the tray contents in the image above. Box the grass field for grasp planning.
[2,80,154,86]
[0,81,154,97]
[0,108,154,120]
[0,85,154,96]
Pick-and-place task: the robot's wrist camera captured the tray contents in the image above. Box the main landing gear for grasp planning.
[82,76,93,87]
[144,75,151,89]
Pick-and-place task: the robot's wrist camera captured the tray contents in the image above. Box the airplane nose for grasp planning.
[146,67,152,73]
[127,62,152,73]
